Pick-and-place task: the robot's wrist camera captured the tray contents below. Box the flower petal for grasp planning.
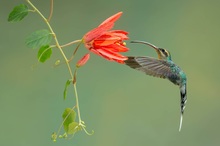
[93,38,119,47]
[99,12,122,27]
[83,23,114,43]
[99,44,129,52]
[90,48,112,61]
[83,12,123,43]
[109,30,128,35]
[96,48,127,63]
[108,30,129,40]
[93,32,129,47]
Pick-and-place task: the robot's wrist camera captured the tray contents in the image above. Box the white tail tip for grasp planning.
[179,114,183,132]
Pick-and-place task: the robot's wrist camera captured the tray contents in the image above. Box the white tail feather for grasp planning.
[179,113,183,131]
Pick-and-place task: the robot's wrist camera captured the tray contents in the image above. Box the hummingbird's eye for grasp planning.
[159,48,166,53]
[159,48,168,57]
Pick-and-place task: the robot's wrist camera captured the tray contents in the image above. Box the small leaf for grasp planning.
[62,108,76,133]
[8,4,29,22]
[37,45,52,63]
[54,60,61,66]
[25,29,52,49]
[63,79,72,100]
[67,122,80,134]
[51,132,57,142]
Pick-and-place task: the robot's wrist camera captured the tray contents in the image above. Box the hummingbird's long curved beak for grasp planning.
[130,40,162,59]
[130,40,159,51]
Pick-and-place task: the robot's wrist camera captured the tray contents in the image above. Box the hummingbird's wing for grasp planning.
[125,56,178,79]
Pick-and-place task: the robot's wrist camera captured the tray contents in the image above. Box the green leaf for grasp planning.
[37,45,52,63]
[62,108,76,134]
[25,29,52,49]
[67,122,80,134]
[63,79,72,100]
[8,4,29,22]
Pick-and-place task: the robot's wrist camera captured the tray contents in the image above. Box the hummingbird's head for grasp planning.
[130,40,172,60]
[158,48,171,60]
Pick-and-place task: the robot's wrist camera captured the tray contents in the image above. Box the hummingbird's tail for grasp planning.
[179,84,187,131]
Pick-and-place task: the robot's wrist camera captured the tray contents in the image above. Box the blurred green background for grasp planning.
[1,0,220,146]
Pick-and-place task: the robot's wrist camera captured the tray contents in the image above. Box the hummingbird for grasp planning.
[124,40,187,131]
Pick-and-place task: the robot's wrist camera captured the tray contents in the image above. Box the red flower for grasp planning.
[83,12,129,64]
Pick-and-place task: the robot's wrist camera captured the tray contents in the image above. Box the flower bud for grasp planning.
[76,53,90,68]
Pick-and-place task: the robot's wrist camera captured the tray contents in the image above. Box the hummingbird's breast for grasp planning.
[167,61,186,86]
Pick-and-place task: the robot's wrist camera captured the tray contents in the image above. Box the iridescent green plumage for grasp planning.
[125,41,187,131]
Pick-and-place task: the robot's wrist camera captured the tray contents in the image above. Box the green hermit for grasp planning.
[125,41,187,131]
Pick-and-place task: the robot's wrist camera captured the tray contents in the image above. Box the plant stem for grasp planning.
[68,40,83,63]
[50,39,82,49]
[60,40,82,48]
[26,0,73,78]
[26,0,83,123]
[48,0,53,22]
[73,83,82,123]
[73,69,82,123]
